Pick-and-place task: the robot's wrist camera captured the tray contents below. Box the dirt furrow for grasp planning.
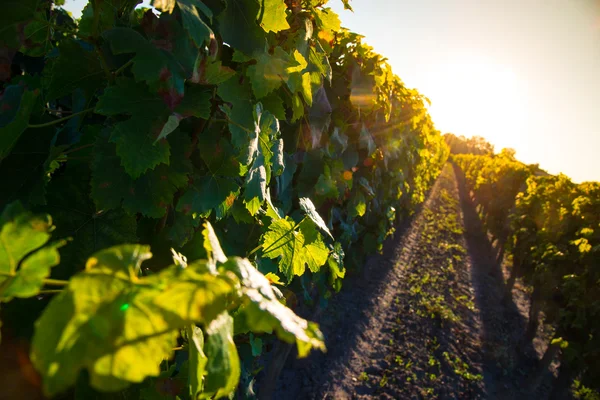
[270,164,555,399]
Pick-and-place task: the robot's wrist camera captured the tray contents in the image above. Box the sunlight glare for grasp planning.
[419,56,528,153]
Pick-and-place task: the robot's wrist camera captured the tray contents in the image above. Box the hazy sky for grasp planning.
[63,0,600,182]
[329,0,600,183]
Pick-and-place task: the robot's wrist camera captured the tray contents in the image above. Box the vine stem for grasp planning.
[28,107,95,128]
[248,217,306,257]
[214,117,254,134]
[0,271,69,287]
[113,59,134,76]
[43,278,69,287]
[39,289,63,294]
[64,143,94,155]
[172,346,184,351]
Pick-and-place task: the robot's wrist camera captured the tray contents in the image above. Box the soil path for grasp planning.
[270,164,556,399]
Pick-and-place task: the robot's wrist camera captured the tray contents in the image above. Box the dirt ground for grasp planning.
[269,164,559,400]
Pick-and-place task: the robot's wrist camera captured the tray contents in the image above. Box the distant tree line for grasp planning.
[444,133,495,155]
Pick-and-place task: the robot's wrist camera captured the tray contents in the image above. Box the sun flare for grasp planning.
[419,57,528,152]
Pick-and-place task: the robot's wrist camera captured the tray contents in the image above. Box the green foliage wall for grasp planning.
[0,0,448,397]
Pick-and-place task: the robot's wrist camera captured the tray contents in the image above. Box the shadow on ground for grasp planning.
[453,164,554,399]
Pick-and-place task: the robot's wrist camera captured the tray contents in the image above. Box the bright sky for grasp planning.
[63,0,600,182]
[328,0,600,183]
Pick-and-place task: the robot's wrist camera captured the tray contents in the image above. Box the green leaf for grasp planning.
[217,77,254,163]
[91,134,191,218]
[45,40,106,101]
[222,258,326,357]
[198,129,244,178]
[176,0,214,47]
[348,191,366,217]
[177,175,239,220]
[247,47,298,99]
[103,28,184,90]
[261,217,328,281]
[110,116,171,179]
[299,197,333,239]
[174,84,212,118]
[0,202,65,301]
[95,78,165,116]
[21,10,53,57]
[258,0,290,33]
[218,0,265,56]
[243,107,278,215]
[202,221,228,265]
[0,89,38,162]
[0,0,39,48]
[156,114,182,142]
[327,242,346,292]
[261,93,286,120]
[272,138,285,176]
[359,124,376,156]
[31,245,236,396]
[315,172,339,199]
[244,156,267,216]
[0,126,65,206]
[313,7,341,37]
[193,60,236,85]
[202,312,240,399]
[298,219,329,273]
[291,93,304,122]
[43,164,139,278]
[187,324,208,399]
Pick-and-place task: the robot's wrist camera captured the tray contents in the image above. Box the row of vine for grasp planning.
[0,0,448,398]
[453,152,599,397]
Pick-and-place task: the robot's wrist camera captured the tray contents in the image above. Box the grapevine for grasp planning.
[0,0,448,397]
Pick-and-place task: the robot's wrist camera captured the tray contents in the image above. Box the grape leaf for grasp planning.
[103,28,185,91]
[359,124,376,156]
[177,175,239,220]
[348,190,367,217]
[218,0,265,56]
[20,10,53,57]
[247,47,299,99]
[31,245,236,396]
[315,172,339,200]
[299,197,333,239]
[95,78,165,116]
[258,0,290,33]
[174,84,212,118]
[110,116,171,179]
[0,88,38,162]
[222,257,326,357]
[45,39,106,101]
[202,312,240,399]
[193,60,236,85]
[156,114,182,142]
[243,107,279,215]
[91,134,191,218]
[187,324,207,399]
[272,138,285,176]
[217,77,255,163]
[261,93,286,120]
[244,155,267,216]
[0,0,39,49]
[202,221,228,266]
[260,217,329,281]
[177,0,213,47]
[198,129,244,178]
[0,202,66,301]
[313,7,341,39]
[43,163,138,278]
